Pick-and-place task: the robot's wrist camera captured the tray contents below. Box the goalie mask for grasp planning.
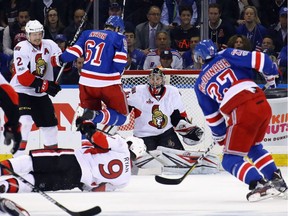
[126,136,147,160]
[148,68,165,95]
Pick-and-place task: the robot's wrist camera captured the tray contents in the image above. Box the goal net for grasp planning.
[119,69,214,152]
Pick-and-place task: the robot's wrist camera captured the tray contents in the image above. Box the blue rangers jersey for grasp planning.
[194,48,279,140]
[60,30,127,87]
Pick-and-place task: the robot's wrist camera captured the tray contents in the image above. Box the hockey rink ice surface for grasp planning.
[1,167,287,216]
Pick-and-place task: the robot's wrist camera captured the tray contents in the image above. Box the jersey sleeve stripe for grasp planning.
[67,45,83,58]
[251,51,264,72]
[17,70,36,86]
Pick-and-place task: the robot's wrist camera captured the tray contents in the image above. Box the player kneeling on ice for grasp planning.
[0,118,146,193]
[126,68,219,174]
[193,39,287,201]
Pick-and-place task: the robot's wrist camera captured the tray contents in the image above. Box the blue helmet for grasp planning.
[193,39,218,63]
[105,15,125,33]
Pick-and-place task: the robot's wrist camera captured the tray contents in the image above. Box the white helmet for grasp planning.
[25,20,44,41]
[126,136,146,160]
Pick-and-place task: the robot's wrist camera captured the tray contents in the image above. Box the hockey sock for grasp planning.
[93,108,127,126]
[248,144,277,180]
[222,154,263,185]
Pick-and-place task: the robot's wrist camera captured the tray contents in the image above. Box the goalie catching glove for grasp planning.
[175,119,204,145]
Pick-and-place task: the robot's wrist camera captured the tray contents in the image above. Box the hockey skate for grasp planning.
[0,198,30,216]
[246,179,280,202]
[271,169,288,199]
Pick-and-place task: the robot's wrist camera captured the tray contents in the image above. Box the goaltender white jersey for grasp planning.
[75,133,131,192]
[10,39,61,96]
[127,84,186,137]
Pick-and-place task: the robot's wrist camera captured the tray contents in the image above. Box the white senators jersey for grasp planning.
[127,84,186,137]
[75,134,131,192]
[10,39,61,96]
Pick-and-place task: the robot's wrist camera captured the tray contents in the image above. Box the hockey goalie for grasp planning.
[125,68,220,175]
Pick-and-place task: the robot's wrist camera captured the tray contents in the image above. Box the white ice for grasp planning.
[1,168,287,216]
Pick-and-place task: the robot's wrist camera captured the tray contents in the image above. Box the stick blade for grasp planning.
[70,206,102,216]
[154,175,183,185]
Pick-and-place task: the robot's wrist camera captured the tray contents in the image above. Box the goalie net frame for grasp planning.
[119,69,215,153]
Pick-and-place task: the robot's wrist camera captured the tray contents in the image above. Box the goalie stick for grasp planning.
[154,142,216,185]
[55,0,94,83]
[0,163,101,216]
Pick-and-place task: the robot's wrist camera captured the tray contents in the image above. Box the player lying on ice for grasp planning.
[0,118,146,194]
[193,39,287,201]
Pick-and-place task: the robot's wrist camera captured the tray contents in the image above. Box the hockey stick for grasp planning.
[55,0,94,83]
[154,142,216,185]
[0,164,101,216]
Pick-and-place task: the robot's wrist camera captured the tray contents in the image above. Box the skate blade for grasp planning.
[248,188,281,202]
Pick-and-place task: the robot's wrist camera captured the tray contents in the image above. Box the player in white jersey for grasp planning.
[10,20,62,157]
[127,68,203,151]
[0,119,146,193]
[0,74,30,215]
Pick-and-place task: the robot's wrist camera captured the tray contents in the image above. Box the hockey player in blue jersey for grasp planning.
[51,16,128,135]
[193,39,287,202]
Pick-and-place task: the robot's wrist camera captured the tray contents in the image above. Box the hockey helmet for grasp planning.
[126,136,147,160]
[25,20,44,41]
[148,68,166,94]
[193,39,217,63]
[104,15,125,33]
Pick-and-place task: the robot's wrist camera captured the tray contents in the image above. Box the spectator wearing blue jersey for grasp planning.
[124,30,146,70]
[277,45,287,82]
[51,15,129,138]
[236,6,267,50]
[182,35,200,69]
[194,39,287,202]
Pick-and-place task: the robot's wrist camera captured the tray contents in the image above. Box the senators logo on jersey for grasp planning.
[32,54,47,77]
[148,105,168,129]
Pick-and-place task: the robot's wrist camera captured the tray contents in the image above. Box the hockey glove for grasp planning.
[33,78,61,97]
[264,75,277,89]
[51,52,63,67]
[3,123,22,154]
[76,117,96,141]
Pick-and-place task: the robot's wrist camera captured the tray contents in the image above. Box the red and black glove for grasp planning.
[32,78,61,97]
[4,123,22,154]
[76,117,96,141]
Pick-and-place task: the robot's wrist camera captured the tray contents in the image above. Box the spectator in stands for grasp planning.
[44,8,65,41]
[108,2,135,33]
[30,0,69,26]
[236,6,267,50]
[135,5,169,51]
[54,34,68,51]
[269,6,287,52]
[143,31,183,69]
[170,6,200,53]
[158,49,174,69]
[160,0,198,29]
[2,8,30,56]
[182,35,201,69]
[277,45,287,83]
[63,8,93,43]
[124,30,146,70]
[227,34,252,51]
[260,36,278,62]
[259,0,287,28]
[123,0,164,28]
[208,3,236,50]
[1,0,30,28]
[59,57,82,85]
[125,51,138,70]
